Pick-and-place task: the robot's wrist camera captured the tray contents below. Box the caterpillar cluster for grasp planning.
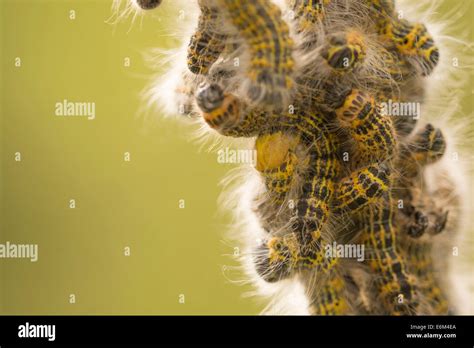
[126,0,469,315]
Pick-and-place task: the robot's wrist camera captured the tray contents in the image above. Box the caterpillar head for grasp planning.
[254,237,293,283]
[321,30,367,72]
[134,0,162,10]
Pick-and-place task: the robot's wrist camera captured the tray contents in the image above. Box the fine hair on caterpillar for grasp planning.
[114,0,473,315]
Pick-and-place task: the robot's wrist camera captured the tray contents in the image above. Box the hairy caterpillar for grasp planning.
[113,0,473,315]
[135,0,295,109]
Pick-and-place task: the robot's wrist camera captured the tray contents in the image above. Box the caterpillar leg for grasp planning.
[218,0,295,108]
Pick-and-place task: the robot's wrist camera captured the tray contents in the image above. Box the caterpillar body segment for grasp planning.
[363,0,440,76]
[291,113,341,228]
[288,0,328,34]
[335,89,397,166]
[333,164,390,215]
[368,0,395,15]
[391,122,450,314]
[307,270,351,315]
[187,3,227,75]
[218,0,295,109]
[294,161,336,248]
[422,280,450,314]
[395,201,447,310]
[400,237,450,314]
[382,19,440,76]
[137,0,295,109]
[359,196,420,315]
[332,86,415,315]
[364,0,395,35]
[417,168,463,314]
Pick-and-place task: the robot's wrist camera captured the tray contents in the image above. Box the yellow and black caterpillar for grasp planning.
[122,0,471,315]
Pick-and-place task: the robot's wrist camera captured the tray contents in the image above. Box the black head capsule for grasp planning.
[195,83,224,113]
[135,0,162,10]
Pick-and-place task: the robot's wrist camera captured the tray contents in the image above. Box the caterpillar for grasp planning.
[134,0,295,110]
[115,0,473,315]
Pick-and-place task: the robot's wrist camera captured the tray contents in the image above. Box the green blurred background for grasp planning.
[0,0,472,314]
